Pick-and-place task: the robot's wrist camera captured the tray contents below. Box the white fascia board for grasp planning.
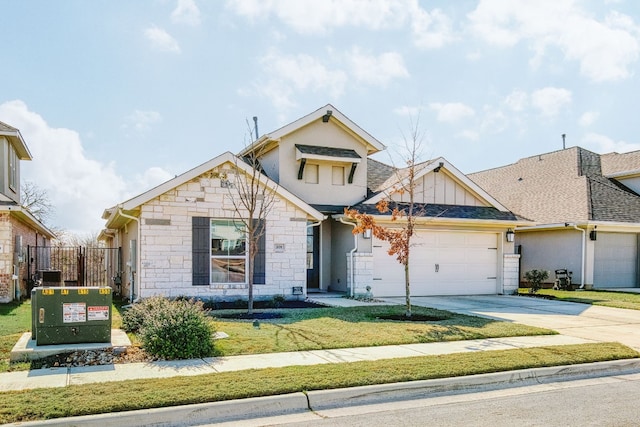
[0,205,56,238]
[606,169,640,179]
[518,221,640,233]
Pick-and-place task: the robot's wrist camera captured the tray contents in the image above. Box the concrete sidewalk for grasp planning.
[0,334,591,392]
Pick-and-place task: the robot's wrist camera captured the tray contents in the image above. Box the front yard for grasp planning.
[1,294,639,423]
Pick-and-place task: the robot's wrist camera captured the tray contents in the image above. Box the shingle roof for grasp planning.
[601,150,640,176]
[350,201,519,221]
[366,158,396,194]
[469,147,640,224]
[295,144,361,159]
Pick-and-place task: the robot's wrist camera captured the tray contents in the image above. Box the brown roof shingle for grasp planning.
[470,147,640,224]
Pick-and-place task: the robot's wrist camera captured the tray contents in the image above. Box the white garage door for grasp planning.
[372,231,498,297]
[594,232,638,288]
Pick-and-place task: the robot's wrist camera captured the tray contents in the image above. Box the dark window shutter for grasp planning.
[253,219,266,285]
[192,217,209,286]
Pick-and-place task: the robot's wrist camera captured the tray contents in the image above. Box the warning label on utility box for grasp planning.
[88,306,110,321]
[63,303,87,323]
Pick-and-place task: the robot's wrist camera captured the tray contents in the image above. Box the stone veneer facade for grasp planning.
[133,169,310,301]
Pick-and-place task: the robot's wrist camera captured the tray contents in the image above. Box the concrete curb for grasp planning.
[6,359,640,427]
[4,392,310,427]
[306,358,640,410]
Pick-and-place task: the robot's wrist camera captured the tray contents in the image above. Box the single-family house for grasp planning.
[470,146,640,289]
[100,105,525,301]
[0,121,55,303]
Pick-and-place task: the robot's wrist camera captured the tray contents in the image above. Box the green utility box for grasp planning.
[31,287,112,346]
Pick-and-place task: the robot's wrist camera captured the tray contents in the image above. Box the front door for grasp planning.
[306,225,320,289]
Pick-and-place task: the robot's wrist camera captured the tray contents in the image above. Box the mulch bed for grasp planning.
[210,300,326,320]
[375,314,449,322]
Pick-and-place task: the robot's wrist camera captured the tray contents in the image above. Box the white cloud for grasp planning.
[226,0,454,48]
[132,167,174,194]
[411,6,455,49]
[456,130,479,141]
[582,132,640,153]
[531,87,572,117]
[468,0,640,82]
[226,0,406,34]
[0,101,173,235]
[579,111,599,127]
[503,90,528,112]
[346,48,409,86]
[393,105,422,116]
[429,102,475,123]
[480,105,508,134]
[0,100,126,234]
[172,0,201,26]
[122,110,162,132]
[144,26,181,53]
[249,50,348,111]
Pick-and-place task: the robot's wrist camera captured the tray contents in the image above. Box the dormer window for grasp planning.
[295,144,361,184]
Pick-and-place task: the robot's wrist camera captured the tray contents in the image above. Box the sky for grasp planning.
[1,0,640,236]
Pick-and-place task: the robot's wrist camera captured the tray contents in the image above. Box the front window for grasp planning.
[8,144,17,191]
[210,219,247,283]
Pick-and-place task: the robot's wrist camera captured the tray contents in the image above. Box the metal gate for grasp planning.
[28,246,121,290]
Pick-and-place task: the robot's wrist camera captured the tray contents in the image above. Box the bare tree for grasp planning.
[21,181,54,225]
[345,121,427,318]
[227,121,278,314]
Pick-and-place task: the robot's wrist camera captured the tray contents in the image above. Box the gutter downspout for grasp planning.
[568,223,586,289]
[118,208,141,303]
[339,218,358,298]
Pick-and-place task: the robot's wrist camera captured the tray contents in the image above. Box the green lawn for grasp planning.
[211,305,554,356]
[0,300,32,372]
[519,288,640,310]
[0,342,636,424]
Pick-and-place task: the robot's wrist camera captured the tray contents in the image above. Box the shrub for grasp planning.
[269,294,286,308]
[524,269,549,294]
[121,296,172,333]
[123,296,215,360]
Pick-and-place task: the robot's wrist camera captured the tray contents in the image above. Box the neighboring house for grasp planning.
[100,105,524,301]
[470,146,640,289]
[0,121,55,303]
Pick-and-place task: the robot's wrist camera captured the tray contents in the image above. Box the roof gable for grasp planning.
[366,157,510,212]
[0,120,32,160]
[104,151,324,227]
[240,104,385,157]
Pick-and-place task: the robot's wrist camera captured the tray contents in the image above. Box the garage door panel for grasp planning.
[594,232,637,288]
[372,231,498,297]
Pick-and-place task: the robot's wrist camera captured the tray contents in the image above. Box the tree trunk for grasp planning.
[247,229,257,315]
[404,260,411,318]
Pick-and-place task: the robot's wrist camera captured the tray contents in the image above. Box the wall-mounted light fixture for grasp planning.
[322,110,333,122]
[506,229,515,242]
[589,225,597,241]
[363,228,372,239]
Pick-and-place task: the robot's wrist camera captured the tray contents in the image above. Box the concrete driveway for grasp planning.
[382,295,640,351]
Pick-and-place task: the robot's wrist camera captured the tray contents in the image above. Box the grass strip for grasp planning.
[0,342,636,424]
[519,288,640,311]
